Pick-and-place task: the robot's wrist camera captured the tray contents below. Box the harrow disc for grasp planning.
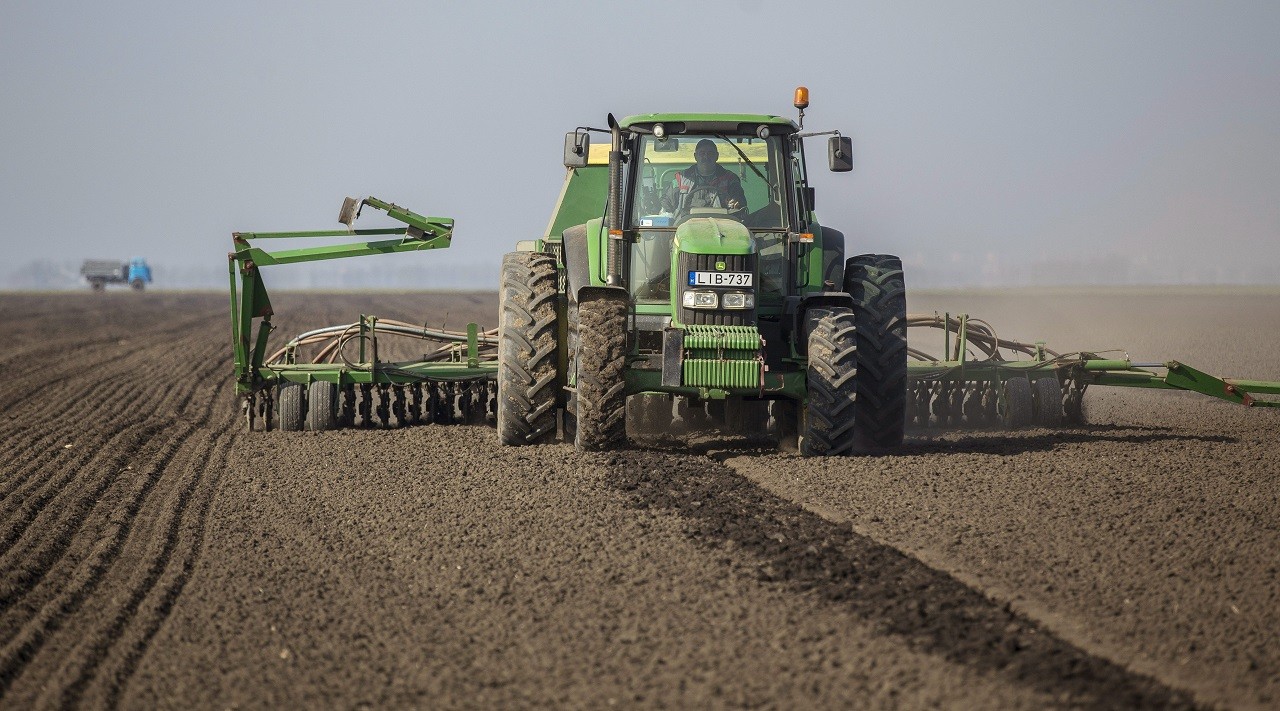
[962,385,989,427]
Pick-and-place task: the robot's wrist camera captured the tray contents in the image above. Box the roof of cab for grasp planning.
[618,113,799,133]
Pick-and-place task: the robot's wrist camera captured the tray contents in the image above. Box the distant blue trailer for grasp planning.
[81,257,152,291]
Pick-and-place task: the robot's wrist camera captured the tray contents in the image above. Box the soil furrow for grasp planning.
[40,409,237,708]
[0,366,187,549]
[0,330,229,697]
[0,326,227,523]
[0,370,141,506]
[0,419,198,694]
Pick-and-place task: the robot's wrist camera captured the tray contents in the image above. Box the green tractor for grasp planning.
[497,88,907,455]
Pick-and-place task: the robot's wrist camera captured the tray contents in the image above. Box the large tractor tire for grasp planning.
[572,290,628,451]
[277,382,306,432]
[497,252,561,446]
[800,308,859,456]
[844,253,908,452]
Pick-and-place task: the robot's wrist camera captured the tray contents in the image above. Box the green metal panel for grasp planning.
[672,218,754,255]
[683,358,762,388]
[584,217,606,287]
[619,113,798,131]
[544,165,609,240]
[682,325,762,351]
[625,367,805,400]
[796,220,829,293]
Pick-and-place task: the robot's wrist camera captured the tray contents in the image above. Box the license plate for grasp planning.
[688,271,752,287]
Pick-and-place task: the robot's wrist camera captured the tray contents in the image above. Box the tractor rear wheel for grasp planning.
[306,381,338,431]
[999,377,1034,428]
[278,382,306,431]
[497,252,560,446]
[844,254,907,452]
[1033,376,1064,426]
[800,308,859,456]
[572,290,628,451]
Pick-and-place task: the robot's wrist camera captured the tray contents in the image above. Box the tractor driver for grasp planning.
[661,139,747,216]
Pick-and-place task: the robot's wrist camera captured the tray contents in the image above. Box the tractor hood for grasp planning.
[673,217,755,256]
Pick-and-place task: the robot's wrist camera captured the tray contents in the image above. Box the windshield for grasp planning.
[629,133,791,304]
[630,134,787,230]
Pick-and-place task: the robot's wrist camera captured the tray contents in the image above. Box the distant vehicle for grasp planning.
[81,257,152,291]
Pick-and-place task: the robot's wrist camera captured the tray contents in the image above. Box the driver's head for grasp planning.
[694,139,718,172]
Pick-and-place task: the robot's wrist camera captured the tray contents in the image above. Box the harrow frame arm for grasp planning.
[906,312,1280,409]
[228,196,461,396]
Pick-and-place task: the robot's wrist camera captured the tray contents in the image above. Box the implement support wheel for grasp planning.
[844,254,908,452]
[1032,376,1064,427]
[497,251,561,445]
[306,381,339,431]
[572,290,628,451]
[800,308,859,456]
[999,377,1034,429]
[278,382,306,432]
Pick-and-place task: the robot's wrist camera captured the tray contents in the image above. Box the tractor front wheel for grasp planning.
[572,291,628,451]
[800,308,859,456]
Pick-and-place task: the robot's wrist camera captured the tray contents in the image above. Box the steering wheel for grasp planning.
[683,184,725,210]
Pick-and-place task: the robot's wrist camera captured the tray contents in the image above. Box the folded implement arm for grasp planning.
[228,197,498,431]
[904,312,1280,429]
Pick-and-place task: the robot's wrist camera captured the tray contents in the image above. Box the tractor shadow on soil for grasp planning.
[605,441,1203,710]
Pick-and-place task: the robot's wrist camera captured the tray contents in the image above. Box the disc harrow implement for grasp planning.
[905,311,1280,430]
[229,196,498,431]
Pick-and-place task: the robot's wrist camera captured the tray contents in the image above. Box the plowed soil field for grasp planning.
[1,289,1277,709]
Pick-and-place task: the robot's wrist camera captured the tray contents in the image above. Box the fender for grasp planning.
[562,223,591,303]
[782,292,856,353]
[819,226,845,289]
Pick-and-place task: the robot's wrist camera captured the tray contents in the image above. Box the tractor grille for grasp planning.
[677,252,758,326]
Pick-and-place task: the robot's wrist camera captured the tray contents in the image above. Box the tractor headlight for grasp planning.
[721,292,754,309]
[682,290,718,308]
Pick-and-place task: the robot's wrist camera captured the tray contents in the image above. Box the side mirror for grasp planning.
[564,131,589,168]
[653,137,679,152]
[828,136,853,172]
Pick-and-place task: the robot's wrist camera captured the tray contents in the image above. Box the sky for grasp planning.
[2,0,1279,287]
